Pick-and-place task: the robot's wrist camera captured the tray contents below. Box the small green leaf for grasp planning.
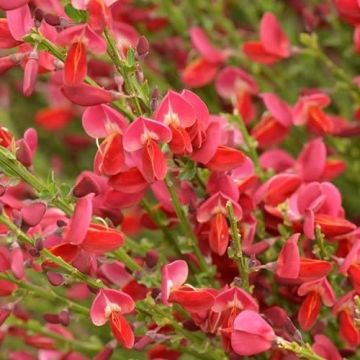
[179,158,197,180]
[126,47,136,67]
[64,4,88,23]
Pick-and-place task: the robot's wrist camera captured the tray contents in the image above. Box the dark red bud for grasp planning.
[44,13,61,26]
[145,250,159,268]
[150,98,158,112]
[28,248,40,257]
[35,238,44,251]
[46,272,64,286]
[136,36,149,57]
[34,8,44,26]
[56,219,67,228]
[59,310,70,326]
[43,313,60,324]
[151,288,161,299]
[94,343,116,360]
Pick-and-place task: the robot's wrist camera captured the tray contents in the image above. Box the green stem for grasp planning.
[28,31,133,118]
[103,27,144,116]
[113,248,141,272]
[136,298,227,360]
[10,318,101,354]
[164,177,208,273]
[0,149,139,272]
[228,114,266,181]
[226,201,251,292]
[299,33,360,105]
[277,338,324,360]
[0,212,103,290]
[0,272,89,316]
[0,147,73,215]
[315,226,327,260]
[141,198,183,258]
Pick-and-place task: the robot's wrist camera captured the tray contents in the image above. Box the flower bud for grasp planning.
[35,238,44,251]
[44,13,61,26]
[46,272,64,286]
[43,313,60,324]
[136,36,149,58]
[145,250,159,268]
[23,52,39,97]
[59,310,70,326]
[34,8,43,26]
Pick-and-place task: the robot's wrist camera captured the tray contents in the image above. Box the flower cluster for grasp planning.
[0,1,360,359]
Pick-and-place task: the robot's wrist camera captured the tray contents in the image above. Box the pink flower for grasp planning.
[20,201,47,227]
[293,92,333,134]
[243,12,290,65]
[231,310,275,356]
[206,146,246,172]
[297,277,335,330]
[64,41,87,86]
[63,194,94,245]
[190,27,228,64]
[276,233,300,279]
[296,138,327,182]
[0,0,29,11]
[154,90,196,155]
[61,83,115,106]
[16,128,38,167]
[23,53,39,97]
[181,27,228,88]
[312,334,342,360]
[161,260,189,305]
[82,104,128,139]
[123,117,172,182]
[0,19,21,49]
[211,288,259,350]
[197,191,242,256]
[251,93,293,148]
[161,260,215,313]
[57,24,107,54]
[215,66,258,124]
[5,4,32,41]
[90,289,135,349]
[82,104,129,176]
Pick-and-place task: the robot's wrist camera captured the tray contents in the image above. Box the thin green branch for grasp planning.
[103,27,144,116]
[0,272,89,316]
[227,113,266,181]
[9,317,102,354]
[277,338,324,360]
[27,31,134,119]
[164,176,209,273]
[226,201,251,292]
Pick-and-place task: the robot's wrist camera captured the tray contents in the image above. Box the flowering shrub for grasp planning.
[1,1,360,359]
